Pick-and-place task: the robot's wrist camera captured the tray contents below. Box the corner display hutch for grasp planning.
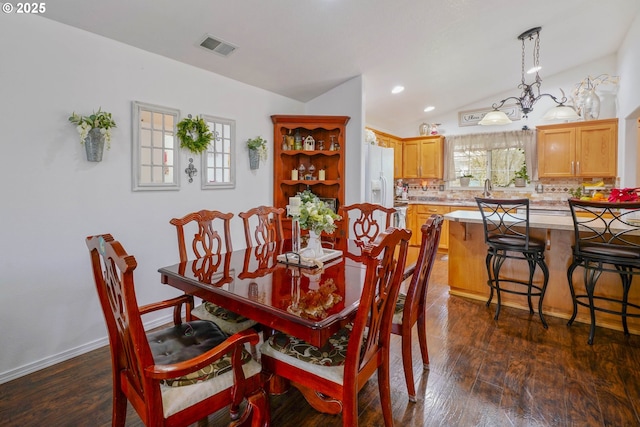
[271,115,350,236]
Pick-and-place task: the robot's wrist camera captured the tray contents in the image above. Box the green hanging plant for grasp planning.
[177,115,213,154]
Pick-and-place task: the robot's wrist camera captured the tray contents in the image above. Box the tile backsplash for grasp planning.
[400,178,616,206]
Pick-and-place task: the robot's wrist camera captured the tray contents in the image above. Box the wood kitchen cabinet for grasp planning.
[537,118,618,178]
[406,204,416,244]
[402,136,444,179]
[272,115,350,236]
[409,204,450,250]
[368,128,403,179]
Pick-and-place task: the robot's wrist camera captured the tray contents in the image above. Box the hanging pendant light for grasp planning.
[479,27,578,125]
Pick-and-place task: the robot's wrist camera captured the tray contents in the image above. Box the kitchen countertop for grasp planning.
[444,209,575,231]
[396,197,570,212]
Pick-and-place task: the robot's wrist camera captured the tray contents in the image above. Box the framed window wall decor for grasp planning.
[201,115,235,189]
[132,101,180,191]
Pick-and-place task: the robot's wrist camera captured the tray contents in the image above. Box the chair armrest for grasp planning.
[402,262,417,282]
[145,328,260,380]
[139,294,194,324]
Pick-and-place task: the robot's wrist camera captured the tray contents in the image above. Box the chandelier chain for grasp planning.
[521,36,526,85]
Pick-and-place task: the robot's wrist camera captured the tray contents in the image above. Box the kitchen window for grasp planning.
[444,130,536,187]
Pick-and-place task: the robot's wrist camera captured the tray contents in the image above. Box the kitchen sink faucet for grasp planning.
[483,179,492,197]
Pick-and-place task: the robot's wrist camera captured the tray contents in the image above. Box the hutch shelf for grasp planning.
[271,115,350,235]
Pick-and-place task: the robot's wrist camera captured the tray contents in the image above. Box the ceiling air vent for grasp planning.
[198,34,237,57]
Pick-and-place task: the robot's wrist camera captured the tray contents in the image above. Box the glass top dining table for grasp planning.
[158,239,370,347]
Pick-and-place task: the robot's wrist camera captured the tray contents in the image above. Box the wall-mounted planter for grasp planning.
[249,148,260,170]
[85,128,105,162]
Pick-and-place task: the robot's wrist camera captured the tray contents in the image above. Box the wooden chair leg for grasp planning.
[230,387,271,427]
[377,361,394,426]
[341,387,358,427]
[113,387,127,427]
[417,312,430,369]
[401,331,417,402]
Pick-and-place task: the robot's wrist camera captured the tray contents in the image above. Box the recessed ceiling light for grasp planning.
[527,66,542,74]
[391,86,405,94]
[423,106,435,112]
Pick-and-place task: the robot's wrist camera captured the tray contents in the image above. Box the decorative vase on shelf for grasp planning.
[578,88,601,120]
[85,128,106,162]
[248,148,260,170]
[460,177,471,187]
[419,122,430,136]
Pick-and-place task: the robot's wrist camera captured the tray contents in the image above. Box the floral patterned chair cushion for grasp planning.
[262,323,372,385]
[266,324,353,366]
[192,301,257,335]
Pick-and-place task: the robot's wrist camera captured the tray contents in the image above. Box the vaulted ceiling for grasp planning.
[42,0,640,134]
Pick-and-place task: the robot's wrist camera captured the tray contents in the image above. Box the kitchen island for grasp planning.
[445,209,640,335]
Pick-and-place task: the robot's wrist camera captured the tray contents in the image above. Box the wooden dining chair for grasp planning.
[260,227,412,427]
[239,206,285,247]
[337,202,396,243]
[86,234,269,427]
[170,210,257,335]
[391,214,443,402]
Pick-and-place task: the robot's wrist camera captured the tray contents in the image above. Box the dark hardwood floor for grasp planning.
[3,254,640,426]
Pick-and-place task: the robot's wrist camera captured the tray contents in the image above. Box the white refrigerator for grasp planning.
[364,144,394,208]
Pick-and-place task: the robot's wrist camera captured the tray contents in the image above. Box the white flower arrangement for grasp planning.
[297,190,341,235]
[68,108,117,149]
[365,129,377,145]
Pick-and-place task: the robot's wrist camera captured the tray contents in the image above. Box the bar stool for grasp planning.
[475,197,549,328]
[567,199,640,344]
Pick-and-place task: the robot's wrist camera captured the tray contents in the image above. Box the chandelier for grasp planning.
[479,27,578,125]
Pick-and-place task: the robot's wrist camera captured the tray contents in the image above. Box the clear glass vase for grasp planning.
[301,230,324,259]
[291,217,301,254]
[579,88,600,120]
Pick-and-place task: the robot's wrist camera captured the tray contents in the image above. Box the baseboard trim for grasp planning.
[0,314,172,385]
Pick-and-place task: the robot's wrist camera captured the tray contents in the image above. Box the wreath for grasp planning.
[176,115,213,154]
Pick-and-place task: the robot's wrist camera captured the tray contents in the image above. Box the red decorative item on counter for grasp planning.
[608,187,639,202]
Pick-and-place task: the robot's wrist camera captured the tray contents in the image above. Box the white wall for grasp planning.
[305,76,365,204]
[616,13,640,186]
[0,16,306,382]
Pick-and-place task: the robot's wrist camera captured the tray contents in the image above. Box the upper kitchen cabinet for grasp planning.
[537,118,618,178]
[368,128,403,179]
[402,135,444,179]
[272,115,350,216]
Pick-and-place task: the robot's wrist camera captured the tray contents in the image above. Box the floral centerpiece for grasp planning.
[68,108,117,149]
[291,190,342,259]
[287,278,343,320]
[297,190,341,235]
